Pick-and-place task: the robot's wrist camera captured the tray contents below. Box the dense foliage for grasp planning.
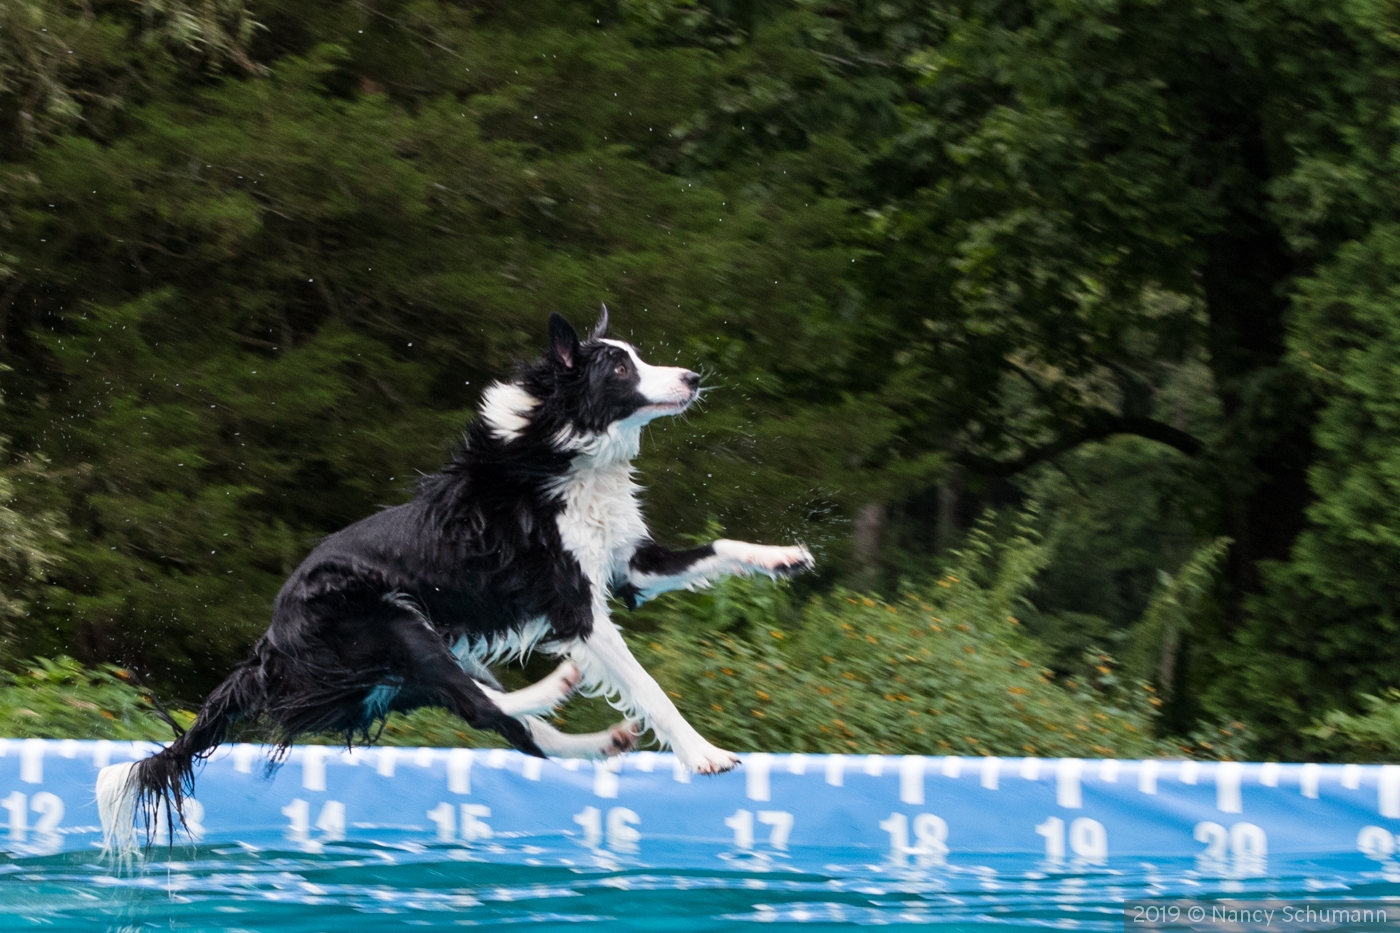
[626,519,1180,759]
[1305,691,1400,763]
[0,655,190,740]
[0,527,1223,759]
[2,0,1400,758]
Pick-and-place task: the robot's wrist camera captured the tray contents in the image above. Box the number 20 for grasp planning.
[1194,821,1266,862]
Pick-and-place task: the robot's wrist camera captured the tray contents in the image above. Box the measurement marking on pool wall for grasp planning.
[1194,820,1267,873]
[427,802,492,841]
[572,806,639,851]
[283,798,346,843]
[880,812,949,863]
[2,791,63,842]
[20,742,1400,870]
[725,809,794,850]
[1035,816,1107,862]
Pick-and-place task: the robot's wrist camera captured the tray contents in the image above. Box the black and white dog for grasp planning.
[98,308,813,850]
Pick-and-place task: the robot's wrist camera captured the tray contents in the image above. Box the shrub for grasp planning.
[1306,691,1400,761]
[0,519,1225,760]
[0,656,191,741]
[624,518,1174,759]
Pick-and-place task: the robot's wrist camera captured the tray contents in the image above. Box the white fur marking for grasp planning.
[552,439,649,597]
[453,617,554,670]
[713,539,814,573]
[97,761,140,856]
[552,427,589,452]
[479,382,539,441]
[600,339,696,420]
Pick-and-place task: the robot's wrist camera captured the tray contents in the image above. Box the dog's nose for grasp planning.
[681,371,700,390]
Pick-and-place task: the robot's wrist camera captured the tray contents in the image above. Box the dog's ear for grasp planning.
[591,303,610,340]
[549,312,580,369]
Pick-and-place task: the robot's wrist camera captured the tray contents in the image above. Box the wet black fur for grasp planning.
[125,309,703,834]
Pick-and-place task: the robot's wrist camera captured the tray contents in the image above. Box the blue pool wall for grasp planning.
[3,739,1399,871]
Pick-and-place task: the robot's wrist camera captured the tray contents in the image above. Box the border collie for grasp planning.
[97,308,814,850]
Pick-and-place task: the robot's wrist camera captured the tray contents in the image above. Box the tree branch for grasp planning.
[956,414,1204,477]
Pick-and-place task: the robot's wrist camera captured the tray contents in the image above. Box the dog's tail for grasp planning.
[97,664,259,855]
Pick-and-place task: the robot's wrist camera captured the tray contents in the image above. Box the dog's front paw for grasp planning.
[768,544,815,578]
[681,743,741,775]
[716,540,815,579]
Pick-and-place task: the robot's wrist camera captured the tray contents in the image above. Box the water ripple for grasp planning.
[1,844,1396,931]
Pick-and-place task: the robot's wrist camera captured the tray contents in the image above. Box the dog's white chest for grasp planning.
[555,459,646,594]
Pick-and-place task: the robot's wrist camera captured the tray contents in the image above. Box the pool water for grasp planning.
[8,746,1400,929]
[2,845,1395,931]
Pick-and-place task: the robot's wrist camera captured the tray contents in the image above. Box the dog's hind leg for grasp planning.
[389,613,545,758]
[473,662,637,758]
[98,663,259,855]
[478,661,581,718]
[524,717,640,759]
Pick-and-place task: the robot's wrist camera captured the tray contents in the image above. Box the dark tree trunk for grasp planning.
[935,466,962,555]
[1199,118,1314,624]
[852,501,886,582]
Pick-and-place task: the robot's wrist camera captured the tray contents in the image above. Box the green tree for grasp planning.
[4,0,1400,760]
[805,0,1400,750]
[0,0,883,698]
[1192,2,1400,752]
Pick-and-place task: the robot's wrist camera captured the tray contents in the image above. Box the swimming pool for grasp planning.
[8,846,1399,931]
[3,741,1399,930]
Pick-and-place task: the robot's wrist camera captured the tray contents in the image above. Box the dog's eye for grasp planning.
[614,364,628,376]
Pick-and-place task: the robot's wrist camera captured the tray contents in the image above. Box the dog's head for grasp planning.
[480,307,700,447]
